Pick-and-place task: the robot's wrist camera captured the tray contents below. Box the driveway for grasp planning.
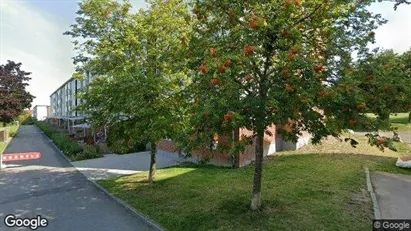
[72,150,181,181]
[0,125,159,231]
[371,171,411,219]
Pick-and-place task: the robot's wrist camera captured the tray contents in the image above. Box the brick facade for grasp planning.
[157,124,310,168]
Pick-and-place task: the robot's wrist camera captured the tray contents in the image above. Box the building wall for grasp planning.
[50,72,93,118]
[157,124,311,168]
[157,136,235,167]
[33,106,49,121]
[237,125,278,167]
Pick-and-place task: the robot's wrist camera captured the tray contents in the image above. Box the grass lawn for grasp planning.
[280,133,410,157]
[0,142,6,154]
[0,123,20,137]
[99,153,410,231]
[0,123,19,156]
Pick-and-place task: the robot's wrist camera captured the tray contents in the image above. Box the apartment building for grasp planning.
[32,105,50,121]
[49,72,93,118]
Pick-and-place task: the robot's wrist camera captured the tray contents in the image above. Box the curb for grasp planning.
[91,180,165,231]
[36,125,165,231]
[365,167,382,219]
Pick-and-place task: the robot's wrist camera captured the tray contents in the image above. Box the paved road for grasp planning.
[0,125,158,231]
[355,131,411,144]
[371,171,411,219]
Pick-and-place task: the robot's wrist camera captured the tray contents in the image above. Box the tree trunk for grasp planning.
[408,112,411,123]
[251,127,264,210]
[377,112,390,131]
[148,142,157,183]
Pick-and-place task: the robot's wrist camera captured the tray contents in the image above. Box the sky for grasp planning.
[0,1,410,108]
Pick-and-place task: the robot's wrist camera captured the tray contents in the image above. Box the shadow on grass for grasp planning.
[98,153,411,231]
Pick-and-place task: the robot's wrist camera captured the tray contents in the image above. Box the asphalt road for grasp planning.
[0,125,157,231]
[371,171,411,219]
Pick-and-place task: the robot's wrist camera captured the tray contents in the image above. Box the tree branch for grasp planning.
[294,3,325,26]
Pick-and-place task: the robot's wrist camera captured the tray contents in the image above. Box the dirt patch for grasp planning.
[345,188,373,220]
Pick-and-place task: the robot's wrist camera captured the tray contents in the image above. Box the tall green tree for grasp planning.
[186,0,391,210]
[0,61,34,124]
[65,0,192,183]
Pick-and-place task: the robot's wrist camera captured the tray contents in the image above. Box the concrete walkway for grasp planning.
[371,171,411,219]
[72,150,181,181]
[0,125,160,231]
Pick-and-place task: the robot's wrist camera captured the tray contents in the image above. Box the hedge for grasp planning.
[35,121,101,161]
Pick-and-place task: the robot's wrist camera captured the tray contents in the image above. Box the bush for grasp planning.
[35,121,84,159]
[50,133,83,157]
[105,123,148,154]
[107,139,147,154]
[9,131,17,138]
[71,145,101,161]
[34,121,58,137]
[17,111,34,125]
[35,121,103,161]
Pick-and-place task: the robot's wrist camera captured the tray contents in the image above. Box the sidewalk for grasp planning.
[371,171,411,219]
[1,125,159,231]
[72,150,184,181]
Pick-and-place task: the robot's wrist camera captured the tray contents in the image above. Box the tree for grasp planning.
[0,61,34,124]
[186,0,391,210]
[65,0,192,183]
[381,0,411,10]
[352,49,411,129]
[399,49,411,122]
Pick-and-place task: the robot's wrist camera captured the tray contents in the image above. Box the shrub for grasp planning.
[17,111,34,125]
[34,121,58,137]
[35,121,84,159]
[51,133,83,157]
[71,145,101,161]
[9,131,17,138]
[35,121,105,161]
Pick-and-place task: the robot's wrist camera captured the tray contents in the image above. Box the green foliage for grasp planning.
[185,0,399,209]
[17,110,33,125]
[186,1,388,152]
[0,61,35,123]
[0,122,20,138]
[65,0,192,156]
[8,130,17,138]
[35,121,57,137]
[51,133,83,156]
[98,154,410,231]
[72,145,101,161]
[106,123,147,154]
[0,142,6,154]
[35,121,101,161]
[352,49,411,129]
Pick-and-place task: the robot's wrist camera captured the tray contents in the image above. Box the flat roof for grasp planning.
[49,77,74,97]
[33,105,50,108]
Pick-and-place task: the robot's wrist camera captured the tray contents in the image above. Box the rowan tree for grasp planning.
[186,0,392,210]
[0,61,35,124]
[65,0,192,183]
[352,49,411,129]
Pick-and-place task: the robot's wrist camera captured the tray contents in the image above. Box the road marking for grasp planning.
[1,152,42,162]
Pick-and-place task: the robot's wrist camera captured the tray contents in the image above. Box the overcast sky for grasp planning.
[0,1,410,108]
